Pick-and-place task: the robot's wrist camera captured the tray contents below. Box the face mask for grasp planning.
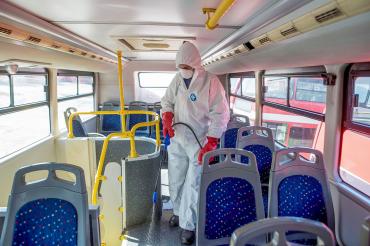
[179,68,194,79]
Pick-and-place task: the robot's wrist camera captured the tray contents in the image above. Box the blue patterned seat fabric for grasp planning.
[12,198,78,246]
[224,128,238,148]
[205,177,257,240]
[128,114,149,136]
[278,175,327,245]
[102,115,121,132]
[72,119,87,137]
[241,145,272,184]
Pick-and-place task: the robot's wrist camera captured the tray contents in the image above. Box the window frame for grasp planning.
[57,70,95,100]
[343,69,370,135]
[137,71,177,88]
[0,74,11,109]
[0,70,49,115]
[262,72,327,122]
[229,72,256,103]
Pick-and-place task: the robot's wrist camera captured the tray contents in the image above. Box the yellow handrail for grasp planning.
[203,0,236,30]
[67,50,162,214]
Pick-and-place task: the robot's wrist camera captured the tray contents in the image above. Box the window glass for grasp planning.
[352,77,370,126]
[0,75,10,108]
[58,95,94,131]
[57,76,77,98]
[290,77,326,113]
[230,77,242,96]
[241,77,256,98]
[0,106,50,158]
[340,130,370,196]
[262,105,323,149]
[78,76,94,95]
[13,75,46,105]
[264,76,288,105]
[138,72,176,88]
[231,97,255,125]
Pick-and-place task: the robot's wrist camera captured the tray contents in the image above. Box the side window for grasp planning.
[137,72,176,103]
[340,69,370,196]
[229,74,256,125]
[0,75,10,108]
[13,75,47,105]
[57,71,95,131]
[262,71,326,150]
[0,70,50,159]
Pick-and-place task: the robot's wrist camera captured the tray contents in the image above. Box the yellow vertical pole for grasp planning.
[117,50,126,132]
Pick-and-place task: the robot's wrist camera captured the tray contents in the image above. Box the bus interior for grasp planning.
[0,0,369,245]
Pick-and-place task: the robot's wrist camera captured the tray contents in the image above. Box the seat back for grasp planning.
[220,114,250,149]
[100,102,122,134]
[0,163,90,246]
[64,107,88,137]
[269,148,335,239]
[197,148,265,246]
[151,102,162,139]
[237,126,275,184]
[126,101,150,136]
[230,217,335,246]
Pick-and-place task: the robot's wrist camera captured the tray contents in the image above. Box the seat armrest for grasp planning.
[87,133,106,137]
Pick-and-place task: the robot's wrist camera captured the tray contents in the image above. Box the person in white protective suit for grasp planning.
[161,42,230,245]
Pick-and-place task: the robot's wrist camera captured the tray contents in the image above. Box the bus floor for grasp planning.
[122,169,195,246]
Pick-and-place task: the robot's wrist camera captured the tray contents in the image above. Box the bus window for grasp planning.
[262,71,326,150]
[0,75,10,108]
[264,76,288,105]
[13,75,47,105]
[341,73,370,196]
[262,105,322,148]
[241,77,256,98]
[229,75,256,125]
[352,77,370,126]
[0,70,50,158]
[137,72,176,103]
[290,77,326,114]
[57,72,95,131]
[230,77,241,96]
[57,76,77,98]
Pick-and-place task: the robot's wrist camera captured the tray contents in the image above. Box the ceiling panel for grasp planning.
[5,0,277,60]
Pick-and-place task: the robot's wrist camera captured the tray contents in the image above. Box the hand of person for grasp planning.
[198,136,218,164]
[162,112,175,138]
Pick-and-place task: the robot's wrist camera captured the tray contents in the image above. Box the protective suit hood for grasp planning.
[176,42,202,70]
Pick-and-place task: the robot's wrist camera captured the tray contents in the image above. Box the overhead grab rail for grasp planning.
[67,51,161,209]
[203,0,236,30]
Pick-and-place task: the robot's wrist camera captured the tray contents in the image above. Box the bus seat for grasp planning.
[99,102,122,134]
[237,126,275,213]
[65,107,104,138]
[150,101,163,140]
[230,217,335,246]
[220,114,250,149]
[197,149,265,246]
[126,101,150,136]
[269,147,335,244]
[0,163,93,246]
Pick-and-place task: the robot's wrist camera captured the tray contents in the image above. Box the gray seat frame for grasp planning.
[0,163,91,246]
[65,107,104,137]
[230,217,335,246]
[268,147,335,236]
[197,148,265,246]
[236,126,275,185]
[220,114,250,148]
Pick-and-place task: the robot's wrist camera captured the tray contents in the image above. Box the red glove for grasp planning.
[198,136,218,164]
[162,112,175,138]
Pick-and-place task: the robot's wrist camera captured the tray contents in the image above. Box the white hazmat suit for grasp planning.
[161,42,230,231]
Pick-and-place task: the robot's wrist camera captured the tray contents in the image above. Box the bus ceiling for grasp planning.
[0,0,369,73]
